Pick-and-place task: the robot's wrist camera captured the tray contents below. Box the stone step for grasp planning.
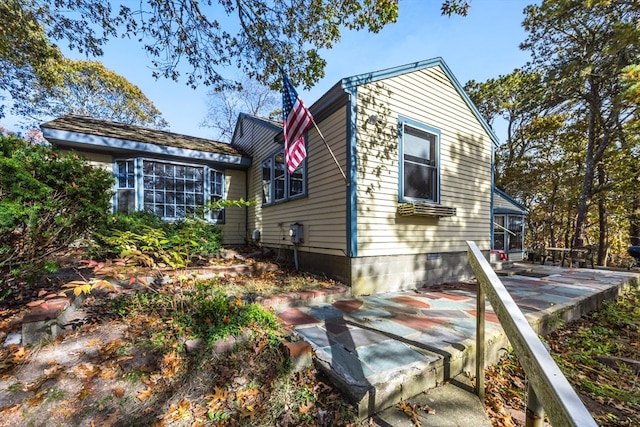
[277,267,638,419]
[307,311,509,419]
[372,374,491,426]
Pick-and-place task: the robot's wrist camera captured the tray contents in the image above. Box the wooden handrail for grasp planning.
[466,240,597,427]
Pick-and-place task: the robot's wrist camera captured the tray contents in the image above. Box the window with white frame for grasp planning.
[143,160,205,218]
[261,149,306,205]
[493,214,524,252]
[114,158,225,222]
[400,120,439,203]
[115,160,135,213]
[210,169,225,222]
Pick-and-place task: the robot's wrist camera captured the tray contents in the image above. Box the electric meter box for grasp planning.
[289,223,304,244]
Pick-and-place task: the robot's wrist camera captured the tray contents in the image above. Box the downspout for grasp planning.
[490,143,495,251]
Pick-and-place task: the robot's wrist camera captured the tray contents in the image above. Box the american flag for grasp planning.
[282,72,313,174]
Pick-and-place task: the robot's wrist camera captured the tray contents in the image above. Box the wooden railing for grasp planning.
[466,241,597,427]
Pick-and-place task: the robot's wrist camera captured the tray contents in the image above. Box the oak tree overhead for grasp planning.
[201,77,279,142]
[13,59,169,129]
[522,0,640,251]
[1,0,472,99]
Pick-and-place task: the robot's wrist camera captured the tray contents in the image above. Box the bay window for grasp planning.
[113,158,225,223]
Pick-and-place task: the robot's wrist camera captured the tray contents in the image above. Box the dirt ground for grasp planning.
[2,252,638,426]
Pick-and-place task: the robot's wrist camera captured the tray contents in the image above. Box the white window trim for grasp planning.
[398,117,441,204]
[113,157,226,223]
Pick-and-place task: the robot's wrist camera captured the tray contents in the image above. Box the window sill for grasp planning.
[397,202,456,217]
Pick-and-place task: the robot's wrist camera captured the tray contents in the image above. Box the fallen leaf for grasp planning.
[137,387,153,402]
[299,400,314,414]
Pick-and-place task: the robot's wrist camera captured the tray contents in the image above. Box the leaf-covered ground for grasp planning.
[0,252,370,427]
[2,252,639,426]
[484,285,640,427]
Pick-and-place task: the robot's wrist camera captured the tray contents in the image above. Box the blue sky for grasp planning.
[1,0,535,143]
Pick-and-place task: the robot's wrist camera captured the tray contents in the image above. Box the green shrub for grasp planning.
[112,281,280,344]
[0,133,113,284]
[90,211,223,268]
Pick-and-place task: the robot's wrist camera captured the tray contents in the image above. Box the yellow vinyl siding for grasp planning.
[218,169,247,246]
[356,65,492,257]
[236,110,349,256]
[494,192,521,211]
[60,149,113,171]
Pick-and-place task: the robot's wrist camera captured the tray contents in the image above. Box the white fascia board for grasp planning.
[41,127,252,167]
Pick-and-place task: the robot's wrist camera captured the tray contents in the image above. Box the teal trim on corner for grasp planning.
[344,85,358,258]
[341,57,500,148]
[134,158,143,211]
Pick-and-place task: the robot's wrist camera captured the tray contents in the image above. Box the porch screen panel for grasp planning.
[508,215,524,251]
[142,160,204,219]
[493,215,505,250]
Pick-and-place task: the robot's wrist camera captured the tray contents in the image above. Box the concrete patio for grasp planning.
[273,263,639,425]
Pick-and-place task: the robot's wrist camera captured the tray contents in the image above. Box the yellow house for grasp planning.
[41,57,500,295]
[234,57,498,294]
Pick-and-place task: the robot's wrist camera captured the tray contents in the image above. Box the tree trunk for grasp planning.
[573,78,601,248]
[629,164,640,247]
[597,164,607,266]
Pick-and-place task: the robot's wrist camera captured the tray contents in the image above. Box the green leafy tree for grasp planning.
[522,0,640,258]
[0,132,114,285]
[0,0,64,118]
[13,59,168,128]
[1,0,472,99]
[465,70,547,182]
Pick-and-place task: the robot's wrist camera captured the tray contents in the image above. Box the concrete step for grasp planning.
[490,260,514,271]
[308,309,509,419]
[372,374,491,426]
[277,267,639,420]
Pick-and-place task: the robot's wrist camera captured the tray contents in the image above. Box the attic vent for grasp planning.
[397,202,457,217]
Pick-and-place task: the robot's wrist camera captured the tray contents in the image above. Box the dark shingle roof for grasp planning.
[40,115,247,157]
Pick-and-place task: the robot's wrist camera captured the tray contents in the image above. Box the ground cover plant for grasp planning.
[0,261,362,426]
[485,285,640,427]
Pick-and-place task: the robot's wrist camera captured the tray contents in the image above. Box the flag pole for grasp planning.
[310,119,348,185]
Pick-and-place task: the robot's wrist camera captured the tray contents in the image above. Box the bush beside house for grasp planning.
[0,133,113,286]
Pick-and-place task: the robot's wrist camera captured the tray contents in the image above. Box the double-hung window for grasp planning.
[262,149,306,205]
[115,160,135,213]
[400,119,440,203]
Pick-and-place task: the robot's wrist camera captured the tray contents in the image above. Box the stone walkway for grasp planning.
[272,263,639,422]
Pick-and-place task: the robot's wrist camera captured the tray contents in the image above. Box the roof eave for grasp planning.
[42,127,252,167]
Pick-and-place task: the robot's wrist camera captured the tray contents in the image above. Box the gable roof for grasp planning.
[231,113,282,144]
[41,115,251,166]
[310,57,500,147]
[494,188,527,215]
